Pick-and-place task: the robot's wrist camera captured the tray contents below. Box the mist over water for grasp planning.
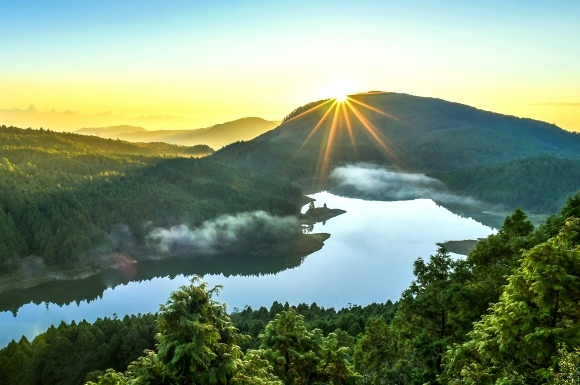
[0,192,495,348]
[147,211,300,254]
[331,163,482,207]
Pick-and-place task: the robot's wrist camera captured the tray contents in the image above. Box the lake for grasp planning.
[0,192,494,347]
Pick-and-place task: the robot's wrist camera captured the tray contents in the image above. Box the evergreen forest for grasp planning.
[3,92,580,384]
[0,125,302,273]
[2,194,580,384]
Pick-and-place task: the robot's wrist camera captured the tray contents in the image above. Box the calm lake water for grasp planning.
[0,192,494,347]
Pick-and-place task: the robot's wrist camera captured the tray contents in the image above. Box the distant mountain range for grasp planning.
[75,117,279,149]
[12,92,580,215]
[215,92,580,214]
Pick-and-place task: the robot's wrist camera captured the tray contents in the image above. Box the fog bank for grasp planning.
[330,164,481,206]
[147,211,300,255]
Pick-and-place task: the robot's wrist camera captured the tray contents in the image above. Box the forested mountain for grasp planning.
[214,92,580,213]
[267,92,580,170]
[0,125,304,275]
[4,91,580,276]
[76,117,279,149]
[3,93,580,384]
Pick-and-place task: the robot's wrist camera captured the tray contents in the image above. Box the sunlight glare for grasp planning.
[293,92,402,187]
[318,81,358,104]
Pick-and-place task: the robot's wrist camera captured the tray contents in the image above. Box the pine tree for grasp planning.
[155,277,245,385]
[443,218,580,384]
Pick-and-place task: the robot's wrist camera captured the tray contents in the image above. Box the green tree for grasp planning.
[87,277,281,385]
[391,246,469,384]
[467,207,535,310]
[260,309,322,385]
[443,218,580,384]
[85,368,129,385]
[543,192,580,241]
[354,318,407,385]
[231,350,283,385]
[154,277,245,385]
[259,308,359,385]
[549,346,580,384]
[0,339,31,385]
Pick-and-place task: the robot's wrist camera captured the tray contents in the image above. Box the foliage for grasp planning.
[549,346,580,384]
[0,125,302,272]
[389,247,475,384]
[442,218,580,384]
[259,308,359,385]
[231,350,283,385]
[354,318,407,385]
[230,300,397,351]
[435,156,580,213]
[80,279,360,385]
[0,314,157,385]
[155,277,245,384]
[465,207,537,315]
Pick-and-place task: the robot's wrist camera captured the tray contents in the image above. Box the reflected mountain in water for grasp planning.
[0,251,310,316]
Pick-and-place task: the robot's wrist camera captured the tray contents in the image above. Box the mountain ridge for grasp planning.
[215,92,580,213]
[75,117,279,149]
[259,92,580,170]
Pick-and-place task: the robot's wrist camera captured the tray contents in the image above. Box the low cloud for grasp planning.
[0,104,122,118]
[0,104,193,131]
[147,211,300,255]
[0,104,127,131]
[330,163,481,206]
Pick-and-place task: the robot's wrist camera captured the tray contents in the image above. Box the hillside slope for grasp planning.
[214,92,580,213]
[76,117,279,149]
[259,92,580,170]
[0,125,302,274]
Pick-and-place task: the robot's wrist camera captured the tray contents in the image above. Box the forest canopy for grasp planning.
[2,192,580,384]
[0,125,302,272]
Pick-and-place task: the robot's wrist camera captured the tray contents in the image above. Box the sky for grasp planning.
[1,0,579,132]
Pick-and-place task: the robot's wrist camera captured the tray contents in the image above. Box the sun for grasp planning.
[318,81,357,103]
[292,88,400,188]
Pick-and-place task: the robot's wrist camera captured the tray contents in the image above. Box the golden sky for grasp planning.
[1,1,579,132]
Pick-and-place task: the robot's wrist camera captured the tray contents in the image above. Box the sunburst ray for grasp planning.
[298,100,337,152]
[348,97,399,121]
[292,93,403,185]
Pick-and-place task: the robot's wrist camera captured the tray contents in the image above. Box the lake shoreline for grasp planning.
[437,239,483,256]
[0,197,346,295]
[0,232,331,295]
[0,192,495,348]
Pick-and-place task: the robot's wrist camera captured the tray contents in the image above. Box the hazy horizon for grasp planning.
[1,1,579,132]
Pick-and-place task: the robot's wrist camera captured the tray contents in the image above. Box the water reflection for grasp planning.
[0,192,494,347]
[0,253,306,316]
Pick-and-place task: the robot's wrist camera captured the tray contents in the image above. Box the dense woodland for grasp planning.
[216,93,580,213]
[2,194,580,384]
[4,93,580,384]
[0,125,302,272]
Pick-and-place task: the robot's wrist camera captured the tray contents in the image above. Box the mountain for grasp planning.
[258,92,580,171]
[0,124,303,274]
[76,125,147,136]
[76,117,279,149]
[214,92,580,213]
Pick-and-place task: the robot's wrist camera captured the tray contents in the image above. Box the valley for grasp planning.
[0,192,494,347]
[3,1,579,383]
[2,92,580,384]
